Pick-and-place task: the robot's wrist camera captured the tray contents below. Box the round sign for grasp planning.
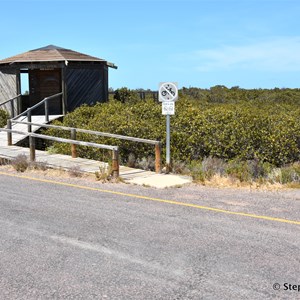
[159,82,178,102]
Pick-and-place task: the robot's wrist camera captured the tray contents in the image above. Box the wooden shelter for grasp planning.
[0,45,117,115]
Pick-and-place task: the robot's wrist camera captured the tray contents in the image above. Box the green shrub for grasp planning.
[201,156,226,179]
[113,87,139,103]
[188,160,205,182]
[0,109,9,127]
[45,93,300,168]
[271,163,300,184]
[187,157,225,181]
[225,159,274,182]
[226,160,252,182]
[46,100,164,164]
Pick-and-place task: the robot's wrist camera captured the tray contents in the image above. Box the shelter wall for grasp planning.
[65,65,108,112]
[0,70,17,115]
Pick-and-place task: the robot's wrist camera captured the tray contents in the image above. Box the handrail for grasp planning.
[0,94,21,118]
[0,128,120,178]
[1,128,118,150]
[26,93,63,115]
[9,119,162,173]
[0,94,21,107]
[12,92,63,123]
[11,120,160,145]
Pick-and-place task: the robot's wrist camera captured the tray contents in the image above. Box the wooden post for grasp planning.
[45,98,49,122]
[71,128,77,158]
[61,67,66,115]
[17,93,21,116]
[16,70,21,115]
[29,135,35,161]
[112,149,119,178]
[10,100,15,118]
[155,142,161,173]
[7,119,12,146]
[27,110,32,132]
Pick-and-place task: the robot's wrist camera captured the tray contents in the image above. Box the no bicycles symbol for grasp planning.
[159,82,178,102]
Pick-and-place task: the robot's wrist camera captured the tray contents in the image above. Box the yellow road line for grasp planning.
[0,171,300,226]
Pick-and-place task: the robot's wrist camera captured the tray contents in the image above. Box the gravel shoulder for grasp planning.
[1,165,299,224]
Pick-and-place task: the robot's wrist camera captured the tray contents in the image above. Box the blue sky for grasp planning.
[1,0,300,90]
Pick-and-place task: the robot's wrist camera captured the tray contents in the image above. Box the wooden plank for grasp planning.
[0,71,17,115]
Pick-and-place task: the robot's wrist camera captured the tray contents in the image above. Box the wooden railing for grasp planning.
[7,120,162,173]
[0,94,21,118]
[1,128,120,178]
[11,92,64,130]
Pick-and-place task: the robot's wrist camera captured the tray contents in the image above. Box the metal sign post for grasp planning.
[159,82,178,173]
[166,114,171,172]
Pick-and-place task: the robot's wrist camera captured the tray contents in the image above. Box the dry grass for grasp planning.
[0,164,93,180]
[0,165,294,190]
[200,174,287,191]
[285,182,300,189]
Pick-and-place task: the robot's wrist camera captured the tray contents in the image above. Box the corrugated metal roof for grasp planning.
[0,45,117,68]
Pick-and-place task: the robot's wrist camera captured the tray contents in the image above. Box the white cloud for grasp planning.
[190,37,300,72]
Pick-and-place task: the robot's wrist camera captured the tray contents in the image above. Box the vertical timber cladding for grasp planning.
[29,68,62,114]
[65,63,107,112]
[0,70,17,115]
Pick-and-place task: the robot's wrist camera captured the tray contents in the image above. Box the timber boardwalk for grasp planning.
[0,144,192,188]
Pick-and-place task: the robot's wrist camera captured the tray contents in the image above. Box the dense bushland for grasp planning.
[0,109,9,127]
[46,87,300,172]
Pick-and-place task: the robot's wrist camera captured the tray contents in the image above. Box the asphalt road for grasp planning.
[0,171,299,299]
